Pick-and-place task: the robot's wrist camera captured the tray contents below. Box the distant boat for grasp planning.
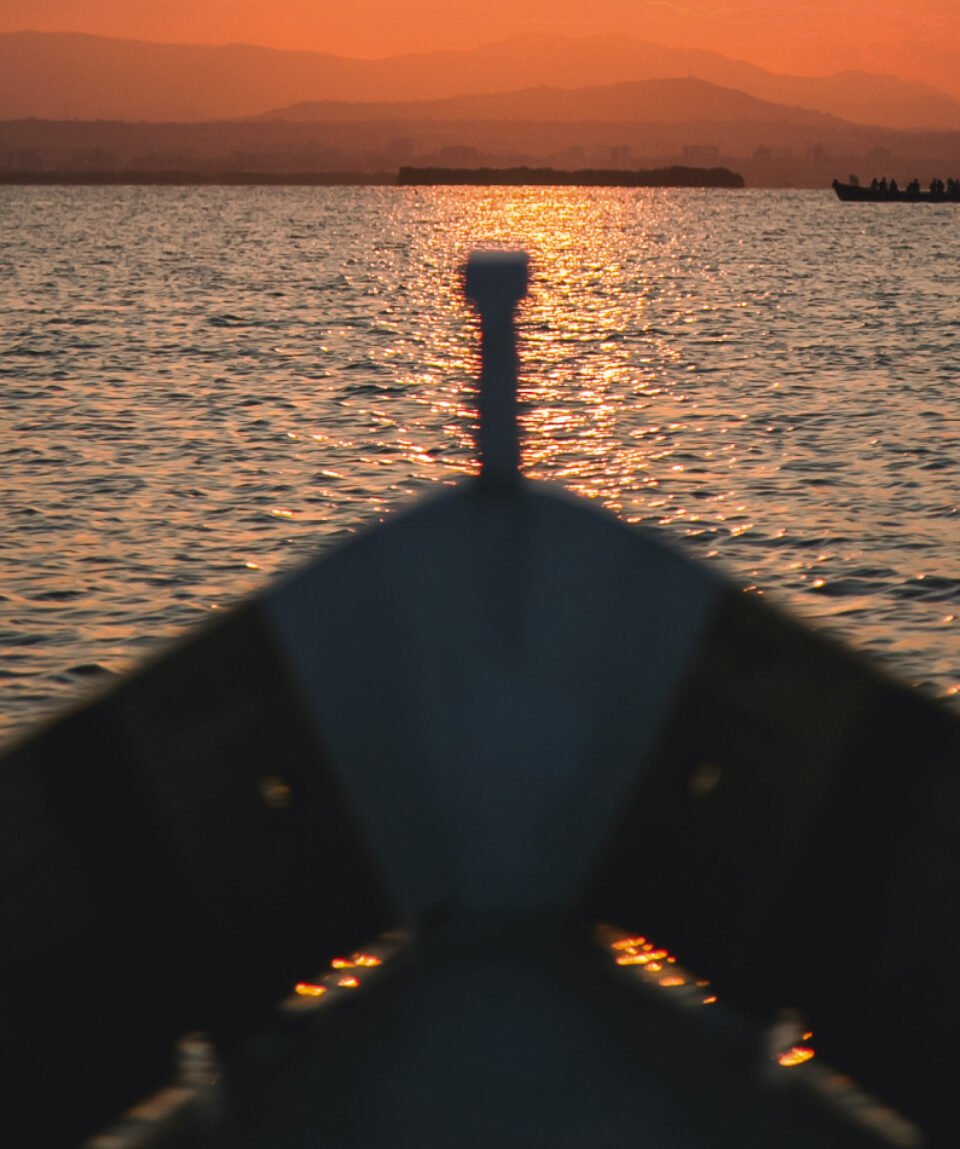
[832,178,960,202]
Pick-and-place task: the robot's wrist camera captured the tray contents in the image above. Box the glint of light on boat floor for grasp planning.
[289,929,816,1063]
[285,944,394,1014]
[279,926,920,1146]
[288,929,818,1069]
[599,925,817,1070]
[603,929,719,999]
[778,1045,816,1067]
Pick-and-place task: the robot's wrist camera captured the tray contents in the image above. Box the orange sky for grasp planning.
[2,1,959,86]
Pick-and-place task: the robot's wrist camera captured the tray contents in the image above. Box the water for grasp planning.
[2,184,960,740]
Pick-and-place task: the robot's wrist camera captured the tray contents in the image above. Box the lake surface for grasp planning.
[3,185,960,739]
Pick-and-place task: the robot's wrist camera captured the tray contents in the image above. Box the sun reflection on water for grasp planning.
[5,187,960,734]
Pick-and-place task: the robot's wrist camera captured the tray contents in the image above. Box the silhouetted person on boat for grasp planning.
[870,177,879,191]
[907,178,920,194]
[889,178,899,193]
[878,177,888,192]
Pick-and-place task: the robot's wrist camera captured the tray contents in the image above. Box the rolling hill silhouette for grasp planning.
[257,79,848,129]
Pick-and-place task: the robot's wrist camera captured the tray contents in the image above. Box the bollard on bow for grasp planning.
[464,250,529,486]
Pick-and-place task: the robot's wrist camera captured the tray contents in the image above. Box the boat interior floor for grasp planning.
[209,918,895,1149]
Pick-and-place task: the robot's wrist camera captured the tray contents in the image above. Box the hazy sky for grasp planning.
[2,0,959,82]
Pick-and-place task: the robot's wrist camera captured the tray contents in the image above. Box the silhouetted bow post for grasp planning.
[464,250,529,487]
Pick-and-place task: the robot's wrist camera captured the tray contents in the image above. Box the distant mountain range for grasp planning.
[2,30,960,130]
[258,79,848,130]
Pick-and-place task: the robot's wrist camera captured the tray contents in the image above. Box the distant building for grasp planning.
[0,149,43,172]
[558,145,587,166]
[591,145,633,164]
[387,138,415,161]
[435,145,480,167]
[134,149,201,172]
[753,146,793,163]
[66,148,118,172]
[683,144,720,164]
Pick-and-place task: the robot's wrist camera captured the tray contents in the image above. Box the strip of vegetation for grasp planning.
[398,165,745,187]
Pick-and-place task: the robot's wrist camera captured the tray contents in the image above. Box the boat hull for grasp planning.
[833,179,960,202]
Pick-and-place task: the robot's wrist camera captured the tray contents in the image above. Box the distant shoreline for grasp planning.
[0,171,397,186]
[0,166,745,188]
[398,165,745,188]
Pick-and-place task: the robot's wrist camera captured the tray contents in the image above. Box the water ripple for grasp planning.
[2,185,960,736]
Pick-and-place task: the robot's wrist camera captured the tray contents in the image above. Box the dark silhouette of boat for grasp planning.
[833,178,960,202]
[2,253,956,1148]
